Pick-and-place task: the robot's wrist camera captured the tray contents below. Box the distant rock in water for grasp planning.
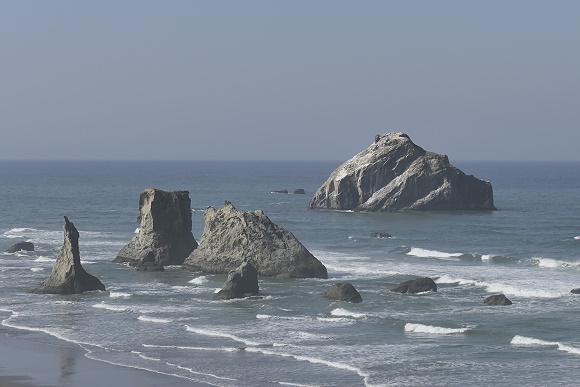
[571,288,580,294]
[390,277,437,294]
[309,132,496,211]
[324,282,363,303]
[28,217,105,294]
[183,201,328,279]
[5,241,34,253]
[370,232,391,239]
[214,261,259,300]
[293,189,306,194]
[272,189,288,194]
[483,294,512,306]
[113,189,198,270]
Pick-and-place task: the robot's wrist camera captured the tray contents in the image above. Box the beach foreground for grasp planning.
[0,326,208,387]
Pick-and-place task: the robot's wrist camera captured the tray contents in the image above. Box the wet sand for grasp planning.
[0,326,209,387]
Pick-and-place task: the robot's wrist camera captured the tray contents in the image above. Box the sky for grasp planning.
[1,1,579,161]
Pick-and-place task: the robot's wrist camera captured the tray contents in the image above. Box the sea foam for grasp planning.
[188,276,208,285]
[404,323,471,334]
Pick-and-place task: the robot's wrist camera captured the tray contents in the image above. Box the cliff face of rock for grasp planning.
[308,133,496,211]
[28,217,105,294]
[113,189,198,269]
[183,201,328,279]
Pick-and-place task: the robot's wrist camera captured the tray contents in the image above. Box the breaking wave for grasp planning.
[511,335,580,356]
[404,323,472,334]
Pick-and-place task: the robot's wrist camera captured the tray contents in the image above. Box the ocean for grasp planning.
[1,160,580,386]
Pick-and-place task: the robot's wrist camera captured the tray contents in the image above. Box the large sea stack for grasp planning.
[28,217,105,294]
[183,201,328,279]
[113,189,198,270]
[308,133,496,211]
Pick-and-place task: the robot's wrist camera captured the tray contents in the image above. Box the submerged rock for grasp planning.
[370,232,391,239]
[113,189,198,270]
[272,189,288,194]
[214,261,259,300]
[309,132,496,211]
[183,201,328,279]
[324,282,363,303]
[5,241,34,253]
[28,217,105,294]
[390,277,437,294]
[484,294,512,306]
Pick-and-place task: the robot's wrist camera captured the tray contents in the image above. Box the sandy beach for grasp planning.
[0,326,209,387]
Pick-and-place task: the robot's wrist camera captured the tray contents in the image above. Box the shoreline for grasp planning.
[0,325,210,387]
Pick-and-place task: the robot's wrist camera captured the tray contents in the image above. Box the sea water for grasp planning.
[1,160,580,386]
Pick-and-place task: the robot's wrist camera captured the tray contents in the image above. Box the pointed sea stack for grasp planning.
[113,189,198,270]
[309,132,496,211]
[183,201,328,279]
[28,217,105,294]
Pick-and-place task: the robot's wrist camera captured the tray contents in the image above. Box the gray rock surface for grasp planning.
[113,189,198,269]
[309,132,496,211]
[483,294,512,306]
[183,201,328,279]
[213,261,259,300]
[28,217,105,294]
[390,277,437,294]
[6,241,34,253]
[324,282,363,303]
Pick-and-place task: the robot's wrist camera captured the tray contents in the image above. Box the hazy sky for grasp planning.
[1,1,579,161]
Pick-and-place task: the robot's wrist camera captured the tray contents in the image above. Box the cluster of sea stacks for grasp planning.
[21,133,576,302]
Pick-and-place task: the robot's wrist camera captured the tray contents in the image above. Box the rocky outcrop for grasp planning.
[272,189,288,194]
[370,232,391,239]
[28,217,105,294]
[293,189,306,194]
[484,294,512,306]
[324,282,362,303]
[113,189,197,270]
[571,288,580,294]
[214,261,259,300]
[390,277,437,294]
[5,241,34,253]
[183,201,328,279]
[308,133,496,211]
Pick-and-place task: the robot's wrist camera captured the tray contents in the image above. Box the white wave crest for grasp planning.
[143,343,238,352]
[574,236,580,240]
[316,317,354,324]
[137,315,172,324]
[407,247,462,260]
[185,326,261,346]
[30,267,44,272]
[92,302,134,313]
[34,256,55,263]
[531,257,580,269]
[256,314,305,321]
[244,347,369,383]
[189,276,208,285]
[330,308,367,319]
[109,291,132,298]
[511,335,580,355]
[404,323,471,334]
[434,275,562,298]
[134,228,140,234]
